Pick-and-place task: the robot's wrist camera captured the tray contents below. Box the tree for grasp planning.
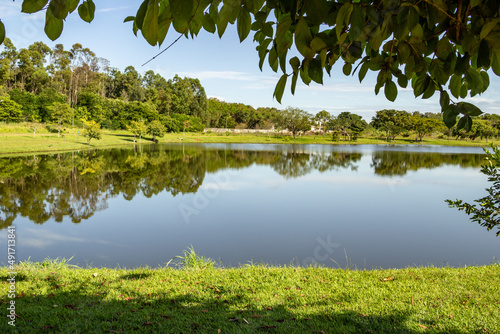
[447,146,500,237]
[127,120,148,143]
[275,107,311,139]
[83,120,102,144]
[411,116,442,142]
[147,120,165,142]
[371,110,411,141]
[0,97,22,122]
[48,101,72,137]
[329,111,367,141]
[28,121,41,139]
[314,110,331,135]
[10,0,499,131]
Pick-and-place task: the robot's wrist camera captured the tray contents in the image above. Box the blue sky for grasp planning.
[2,0,500,121]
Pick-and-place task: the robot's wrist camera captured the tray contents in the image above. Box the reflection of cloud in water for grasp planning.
[199,182,248,191]
[299,175,410,187]
[20,229,122,249]
[258,179,287,189]
[21,229,87,248]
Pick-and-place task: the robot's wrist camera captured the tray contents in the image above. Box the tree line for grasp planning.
[1,39,498,143]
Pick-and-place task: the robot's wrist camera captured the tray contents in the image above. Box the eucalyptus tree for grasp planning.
[7,0,499,131]
[314,110,332,134]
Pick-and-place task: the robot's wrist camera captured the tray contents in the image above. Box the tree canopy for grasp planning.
[5,0,500,131]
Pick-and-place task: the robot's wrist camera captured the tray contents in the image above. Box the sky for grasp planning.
[2,0,500,121]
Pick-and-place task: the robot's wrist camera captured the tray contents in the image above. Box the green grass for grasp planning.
[1,256,499,333]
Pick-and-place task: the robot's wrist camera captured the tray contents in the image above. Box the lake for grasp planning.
[0,143,498,269]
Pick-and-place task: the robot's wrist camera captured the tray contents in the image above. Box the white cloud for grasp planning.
[96,7,131,13]
[178,71,252,81]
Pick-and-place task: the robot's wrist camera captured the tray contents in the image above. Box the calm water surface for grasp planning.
[0,143,498,269]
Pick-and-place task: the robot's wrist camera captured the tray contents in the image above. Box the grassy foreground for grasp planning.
[1,259,499,333]
[0,130,498,155]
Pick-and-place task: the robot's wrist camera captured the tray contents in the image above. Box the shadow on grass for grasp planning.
[119,272,153,280]
[5,288,472,333]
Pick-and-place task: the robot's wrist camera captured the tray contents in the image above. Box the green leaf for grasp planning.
[262,22,273,37]
[449,74,461,99]
[67,0,80,13]
[289,57,300,71]
[157,9,172,46]
[310,37,327,53]
[309,58,323,84]
[273,74,287,103]
[439,91,450,109]
[217,4,231,38]
[349,4,364,41]
[78,0,95,23]
[436,37,453,60]
[141,0,159,46]
[406,6,419,31]
[0,22,5,45]
[342,63,352,76]
[443,105,459,128]
[414,75,430,97]
[480,71,490,91]
[358,61,369,83]
[294,17,314,59]
[397,74,408,88]
[44,9,63,40]
[268,46,278,72]
[291,71,298,95]
[465,67,483,91]
[336,2,353,38]
[384,80,397,102]
[203,13,216,33]
[480,18,500,40]
[124,16,135,23]
[397,41,411,62]
[22,0,49,13]
[477,39,490,68]
[457,115,472,132]
[135,0,149,30]
[457,102,483,117]
[170,0,193,21]
[491,47,500,76]
[237,9,251,42]
[276,15,292,52]
[49,0,68,20]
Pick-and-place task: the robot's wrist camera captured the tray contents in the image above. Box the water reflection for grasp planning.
[0,144,485,230]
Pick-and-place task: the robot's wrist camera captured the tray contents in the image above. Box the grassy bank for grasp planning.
[1,258,499,333]
[0,129,498,155]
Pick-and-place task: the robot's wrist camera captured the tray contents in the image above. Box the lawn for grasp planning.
[1,257,499,333]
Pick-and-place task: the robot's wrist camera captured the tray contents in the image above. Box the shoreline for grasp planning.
[0,131,497,156]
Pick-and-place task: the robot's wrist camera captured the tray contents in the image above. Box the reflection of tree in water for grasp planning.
[271,152,312,179]
[0,146,485,228]
[371,151,485,176]
[271,150,362,178]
